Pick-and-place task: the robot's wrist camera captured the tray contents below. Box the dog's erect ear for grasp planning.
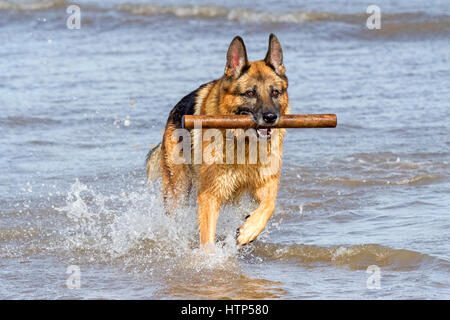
[264,33,285,75]
[225,36,249,78]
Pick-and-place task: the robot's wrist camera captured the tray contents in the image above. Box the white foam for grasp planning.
[56,179,254,274]
[118,4,334,24]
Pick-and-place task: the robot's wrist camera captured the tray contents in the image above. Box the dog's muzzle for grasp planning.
[235,108,278,140]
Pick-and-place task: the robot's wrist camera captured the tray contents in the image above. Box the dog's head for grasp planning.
[220,34,289,131]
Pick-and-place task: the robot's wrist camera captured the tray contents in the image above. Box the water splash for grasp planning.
[56,179,254,276]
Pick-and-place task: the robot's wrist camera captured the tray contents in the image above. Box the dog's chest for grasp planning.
[191,163,264,201]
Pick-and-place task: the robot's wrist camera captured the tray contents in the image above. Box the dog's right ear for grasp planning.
[225,36,249,78]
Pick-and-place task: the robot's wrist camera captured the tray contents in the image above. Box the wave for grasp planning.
[3,178,449,295]
[117,4,450,38]
[251,242,448,271]
[0,0,67,11]
[321,174,443,187]
[117,4,351,23]
[1,2,448,38]
[365,20,450,38]
[318,152,448,187]
[0,116,61,127]
[2,2,448,29]
[117,4,448,26]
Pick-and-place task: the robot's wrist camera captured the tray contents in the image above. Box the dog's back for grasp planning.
[146,81,215,183]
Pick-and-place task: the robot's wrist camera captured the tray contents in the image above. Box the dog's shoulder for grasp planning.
[167,81,216,128]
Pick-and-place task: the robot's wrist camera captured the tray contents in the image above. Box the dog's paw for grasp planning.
[236,215,265,246]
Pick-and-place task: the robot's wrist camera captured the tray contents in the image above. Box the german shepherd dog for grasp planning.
[146,34,289,248]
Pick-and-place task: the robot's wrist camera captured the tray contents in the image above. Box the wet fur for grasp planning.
[146,34,289,247]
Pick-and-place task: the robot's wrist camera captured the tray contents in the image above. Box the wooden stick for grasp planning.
[182,114,337,129]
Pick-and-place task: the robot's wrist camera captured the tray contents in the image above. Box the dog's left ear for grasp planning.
[264,33,285,75]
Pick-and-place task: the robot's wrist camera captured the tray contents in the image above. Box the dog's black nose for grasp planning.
[262,112,278,124]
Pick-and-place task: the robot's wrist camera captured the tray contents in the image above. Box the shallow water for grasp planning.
[0,0,449,299]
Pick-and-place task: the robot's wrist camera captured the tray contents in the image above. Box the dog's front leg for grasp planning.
[197,191,221,249]
[236,178,279,246]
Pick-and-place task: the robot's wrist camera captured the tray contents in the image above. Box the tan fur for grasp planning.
[146,35,289,247]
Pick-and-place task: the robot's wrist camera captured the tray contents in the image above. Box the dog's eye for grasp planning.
[271,89,280,98]
[245,90,256,98]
